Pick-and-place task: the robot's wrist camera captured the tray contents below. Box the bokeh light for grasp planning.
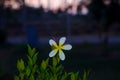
[4,0,83,10]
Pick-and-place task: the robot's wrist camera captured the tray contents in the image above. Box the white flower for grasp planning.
[49,37,72,61]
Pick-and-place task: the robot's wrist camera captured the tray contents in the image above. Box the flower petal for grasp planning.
[62,44,72,50]
[49,49,58,57]
[49,39,57,47]
[59,37,66,45]
[59,50,65,60]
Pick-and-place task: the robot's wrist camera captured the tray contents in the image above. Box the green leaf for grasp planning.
[52,57,58,67]
[83,71,87,80]
[32,53,38,64]
[20,73,24,80]
[41,58,49,70]
[41,60,47,70]
[83,70,90,80]
[26,66,31,77]
[61,75,66,80]
[32,64,38,74]
[87,70,91,77]
[45,58,49,65]
[27,45,36,57]
[61,72,68,80]
[27,55,33,66]
[50,75,57,80]
[17,59,25,71]
[56,65,63,72]
[45,73,51,80]
[70,73,76,80]
[27,45,32,56]
[70,72,79,80]
[14,76,19,80]
[29,75,34,80]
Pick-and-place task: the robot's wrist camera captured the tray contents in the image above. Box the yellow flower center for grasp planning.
[58,46,61,50]
[58,43,63,51]
[51,42,63,51]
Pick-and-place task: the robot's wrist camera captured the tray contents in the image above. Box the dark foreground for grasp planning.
[0,43,120,80]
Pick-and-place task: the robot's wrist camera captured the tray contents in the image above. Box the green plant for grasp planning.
[15,45,90,80]
[15,37,90,80]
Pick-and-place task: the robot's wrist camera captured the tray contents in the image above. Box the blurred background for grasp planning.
[0,0,120,80]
